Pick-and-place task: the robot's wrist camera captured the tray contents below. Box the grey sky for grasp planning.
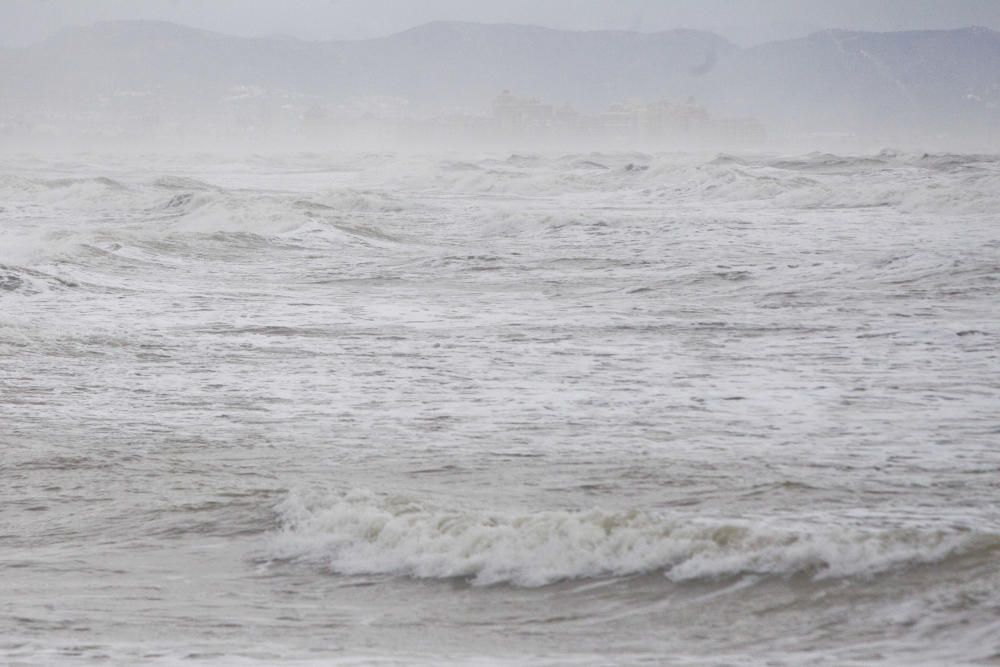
[3,0,1000,48]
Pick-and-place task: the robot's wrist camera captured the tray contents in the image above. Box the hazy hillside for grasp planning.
[346,22,733,109]
[1,20,998,141]
[707,27,1000,136]
[0,21,729,110]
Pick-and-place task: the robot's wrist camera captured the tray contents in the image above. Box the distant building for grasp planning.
[493,90,555,132]
[492,90,765,146]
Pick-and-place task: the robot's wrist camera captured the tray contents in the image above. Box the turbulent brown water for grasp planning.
[2,150,999,665]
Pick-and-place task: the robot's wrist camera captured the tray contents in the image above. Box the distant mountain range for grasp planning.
[1,20,998,138]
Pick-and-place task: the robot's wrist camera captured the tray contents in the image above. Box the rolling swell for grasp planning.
[0,181,411,270]
[353,151,1000,214]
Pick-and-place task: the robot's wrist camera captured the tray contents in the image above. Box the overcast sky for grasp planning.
[3,0,1000,48]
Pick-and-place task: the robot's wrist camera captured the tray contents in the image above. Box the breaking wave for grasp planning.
[362,151,1000,213]
[0,177,412,267]
[267,488,996,587]
[2,150,995,271]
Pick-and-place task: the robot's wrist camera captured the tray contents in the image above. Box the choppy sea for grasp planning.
[2,150,999,665]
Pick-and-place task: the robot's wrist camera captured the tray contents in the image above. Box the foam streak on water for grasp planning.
[1,151,999,665]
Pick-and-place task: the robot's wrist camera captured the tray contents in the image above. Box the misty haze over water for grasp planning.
[2,12,1000,151]
[2,2,999,666]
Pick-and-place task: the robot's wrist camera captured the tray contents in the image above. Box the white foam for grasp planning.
[267,488,989,587]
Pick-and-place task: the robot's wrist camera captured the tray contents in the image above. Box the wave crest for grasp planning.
[267,488,991,587]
